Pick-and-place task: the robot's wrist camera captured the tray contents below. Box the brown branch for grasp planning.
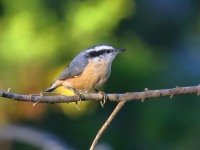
[1,85,200,150]
[0,85,200,103]
[89,101,126,150]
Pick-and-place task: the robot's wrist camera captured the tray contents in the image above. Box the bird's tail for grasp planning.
[45,80,62,92]
[45,84,57,92]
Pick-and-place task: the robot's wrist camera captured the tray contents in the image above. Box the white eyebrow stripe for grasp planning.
[86,45,114,53]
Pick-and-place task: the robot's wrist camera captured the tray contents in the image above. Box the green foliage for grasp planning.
[1,0,200,149]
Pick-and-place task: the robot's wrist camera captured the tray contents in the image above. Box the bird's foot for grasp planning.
[72,89,84,110]
[96,90,108,107]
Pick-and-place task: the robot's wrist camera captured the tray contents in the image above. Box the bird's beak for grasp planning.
[116,48,126,53]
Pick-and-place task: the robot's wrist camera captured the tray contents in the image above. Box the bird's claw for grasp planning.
[72,89,84,110]
[98,91,108,107]
[75,101,81,110]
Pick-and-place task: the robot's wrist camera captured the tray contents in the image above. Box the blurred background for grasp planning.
[0,0,200,149]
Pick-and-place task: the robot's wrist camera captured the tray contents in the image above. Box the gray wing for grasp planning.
[57,52,88,80]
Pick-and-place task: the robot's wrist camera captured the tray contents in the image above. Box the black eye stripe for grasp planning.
[106,50,111,53]
[87,49,113,58]
[88,50,104,57]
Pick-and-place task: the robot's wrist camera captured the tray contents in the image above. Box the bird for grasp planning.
[45,44,125,106]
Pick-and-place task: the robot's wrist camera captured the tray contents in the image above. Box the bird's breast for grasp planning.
[62,59,111,92]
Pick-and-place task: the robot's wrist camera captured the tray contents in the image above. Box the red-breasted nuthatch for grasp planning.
[45,44,125,105]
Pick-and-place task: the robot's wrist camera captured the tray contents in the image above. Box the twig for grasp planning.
[89,101,126,150]
[1,85,200,150]
[0,85,200,103]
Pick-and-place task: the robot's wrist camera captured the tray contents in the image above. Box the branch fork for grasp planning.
[1,85,200,149]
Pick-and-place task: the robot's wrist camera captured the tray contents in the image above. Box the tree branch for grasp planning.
[0,85,200,103]
[89,101,126,150]
[1,85,200,150]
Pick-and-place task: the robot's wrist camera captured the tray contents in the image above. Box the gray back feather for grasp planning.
[57,51,88,80]
[56,44,114,80]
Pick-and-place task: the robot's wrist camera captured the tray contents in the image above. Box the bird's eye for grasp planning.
[106,50,111,53]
